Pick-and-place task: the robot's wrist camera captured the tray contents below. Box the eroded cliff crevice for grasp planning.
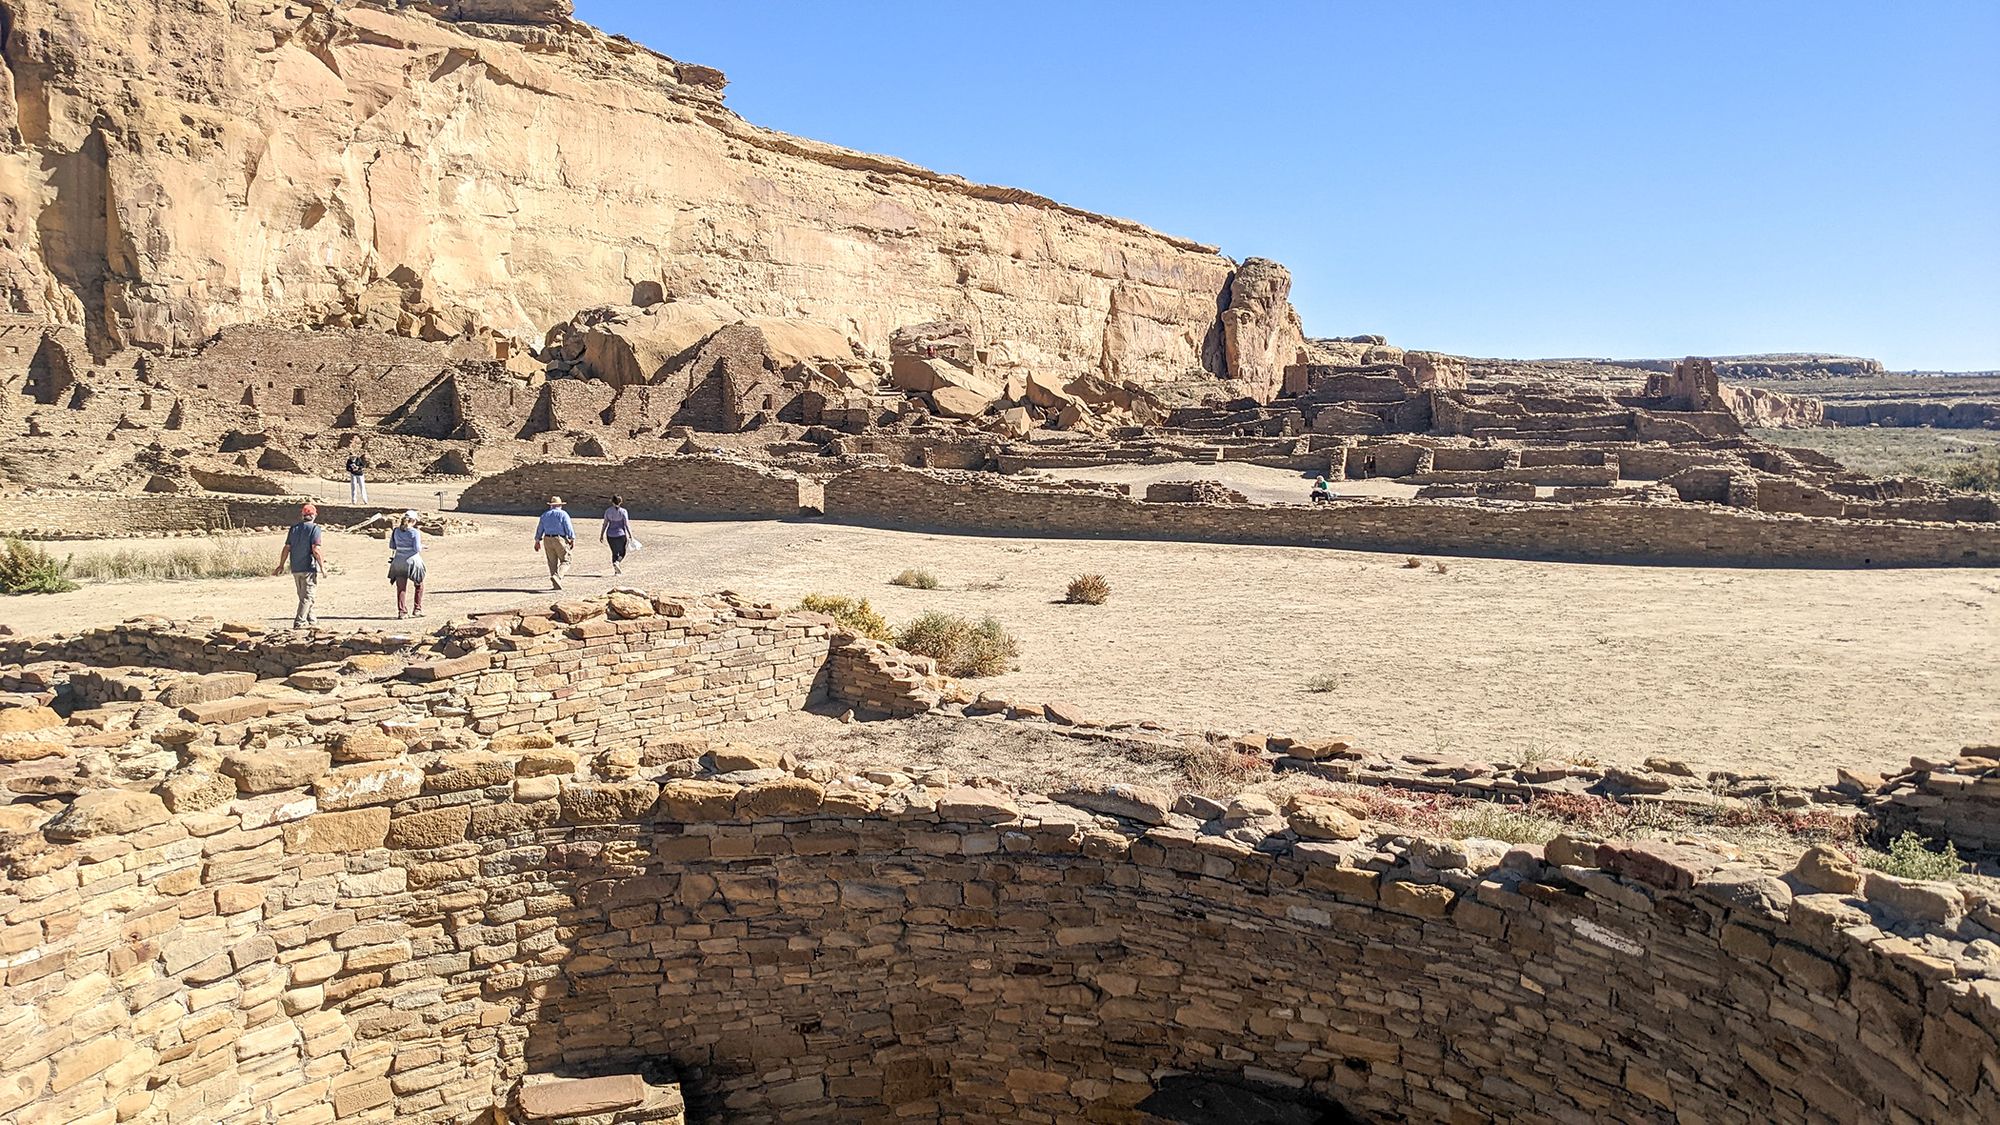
[0,0,1306,391]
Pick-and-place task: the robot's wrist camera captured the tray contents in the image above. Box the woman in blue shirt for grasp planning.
[601,494,632,576]
[388,511,427,619]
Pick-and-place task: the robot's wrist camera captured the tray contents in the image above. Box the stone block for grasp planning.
[45,790,169,840]
[1381,879,1456,918]
[657,779,739,821]
[285,808,391,854]
[558,782,661,824]
[516,1074,646,1119]
[736,777,825,817]
[385,806,472,849]
[314,763,424,811]
[221,749,331,794]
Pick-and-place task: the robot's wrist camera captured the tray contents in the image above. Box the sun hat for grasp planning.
[548,495,564,505]
[403,510,420,523]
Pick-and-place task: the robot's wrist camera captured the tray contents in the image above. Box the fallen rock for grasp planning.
[1285,795,1363,841]
[1789,845,1864,895]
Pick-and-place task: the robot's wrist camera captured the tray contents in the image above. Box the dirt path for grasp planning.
[5,502,1994,784]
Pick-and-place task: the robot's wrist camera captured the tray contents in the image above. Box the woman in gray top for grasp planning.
[601,495,632,576]
[388,511,427,619]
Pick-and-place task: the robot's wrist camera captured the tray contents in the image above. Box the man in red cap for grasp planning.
[273,503,325,628]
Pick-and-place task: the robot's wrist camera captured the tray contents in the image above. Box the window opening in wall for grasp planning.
[293,389,307,406]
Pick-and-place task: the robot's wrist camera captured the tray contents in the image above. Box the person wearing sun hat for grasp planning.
[533,495,576,590]
[273,503,324,628]
[388,510,427,619]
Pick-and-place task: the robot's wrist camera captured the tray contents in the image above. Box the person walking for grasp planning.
[601,494,632,576]
[273,503,324,628]
[534,495,576,590]
[345,449,369,503]
[388,510,427,619]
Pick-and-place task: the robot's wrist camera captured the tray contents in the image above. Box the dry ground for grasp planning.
[4,474,1994,786]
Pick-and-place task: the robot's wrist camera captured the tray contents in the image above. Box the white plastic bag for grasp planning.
[627,537,644,553]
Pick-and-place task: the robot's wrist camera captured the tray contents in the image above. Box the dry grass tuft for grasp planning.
[1303,672,1343,694]
[889,568,940,590]
[1064,573,1111,605]
[66,542,269,583]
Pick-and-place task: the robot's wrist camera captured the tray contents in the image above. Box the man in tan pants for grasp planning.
[533,495,576,590]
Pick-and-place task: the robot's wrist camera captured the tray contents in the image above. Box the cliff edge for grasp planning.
[0,0,1303,390]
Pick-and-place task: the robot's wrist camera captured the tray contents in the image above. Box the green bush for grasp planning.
[889,568,940,590]
[0,539,78,595]
[1861,831,1964,881]
[797,594,893,641]
[1941,450,2000,492]
[896,611,1020,678]
[1064,573,1111,605]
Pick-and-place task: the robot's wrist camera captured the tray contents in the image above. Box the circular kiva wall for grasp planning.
[5,747,1994,1125]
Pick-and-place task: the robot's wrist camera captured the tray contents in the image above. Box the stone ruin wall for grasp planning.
[819,466,2000,568]
[2,597,1996,1124]
[456,456,815,522]
[0,494,403,541]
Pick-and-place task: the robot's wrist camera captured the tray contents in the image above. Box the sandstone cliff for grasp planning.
[0,0,1299,390]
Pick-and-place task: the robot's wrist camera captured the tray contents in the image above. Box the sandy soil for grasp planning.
[5,484,1994,785]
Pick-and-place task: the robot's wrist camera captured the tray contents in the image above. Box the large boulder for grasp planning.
[1222,258,1310,403]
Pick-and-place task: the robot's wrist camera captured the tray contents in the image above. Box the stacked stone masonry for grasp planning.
[821,466,2000,567]
[456,456,815,521]
[2,593,1999,1122]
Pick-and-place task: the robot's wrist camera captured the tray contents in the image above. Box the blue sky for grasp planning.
[576,2,1999,371]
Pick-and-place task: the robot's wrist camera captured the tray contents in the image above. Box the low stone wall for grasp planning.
[2,728,1995,1123]
[4,593,1999,1123]
[1405,464,1618,487]
[0,490,394,539]
[1866,748,2000,856]
[821,466,2000,567]
[457,454,813,520]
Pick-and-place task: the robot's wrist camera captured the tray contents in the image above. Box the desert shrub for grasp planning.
[1303,671,1343,694]
[1064,573,1111,605]
[1942,450,2000,492]
[1401,557,1423,569]
[66,542,268,582]
[1861,831,1964,881]
[896,611,1020,677]
[0,539,78,595]
[796,594,893,641]
[889,568,940,590]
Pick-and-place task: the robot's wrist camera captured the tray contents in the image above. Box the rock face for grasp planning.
[0,0,1302,392]
[1221,258,1310,402]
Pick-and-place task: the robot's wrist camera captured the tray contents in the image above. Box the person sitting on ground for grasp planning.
[273,503,324,629]
[534,495,576,590]
[601,494,633,576]
[388,510,427,619]
[1310,474,1334,503]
